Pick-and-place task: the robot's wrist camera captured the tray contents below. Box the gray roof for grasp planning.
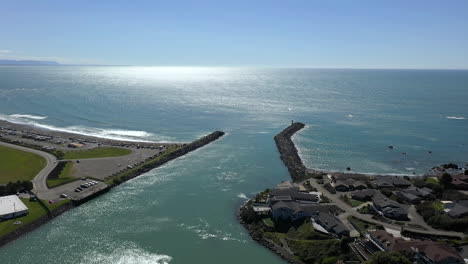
[352,189,376,199]
[271,201,301,212]
[382,207,407,217]
[394,191,420,202]
[448,200,468,218]
[270,187,319,202]
[373,196,401,209]
[312,212,349,235]
[374,176,411,187]
[404,187,432,197]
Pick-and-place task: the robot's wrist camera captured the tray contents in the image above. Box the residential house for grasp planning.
[357,230,464,264]
[271,202,328,222]
[269,187,320,204]
[448,200,468,218]
[373,176,411,189]
[393,191,421,204]
[333,179,367,192]
[310,211,349,237]
[352,189,377,201]
[451,175,468,190]
[404,187,433,199]
[372,195,408,220]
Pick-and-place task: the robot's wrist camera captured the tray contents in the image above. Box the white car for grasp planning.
[60,194,68,198]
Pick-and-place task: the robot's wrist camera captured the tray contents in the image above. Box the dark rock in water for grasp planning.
[428,151,432,154]
[346,167,351,171]
[388,146,394,149]
[442,163,459,170]
[413,172,416,174]
[402,152,407,155]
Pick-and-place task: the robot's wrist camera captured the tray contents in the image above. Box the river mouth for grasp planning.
[0,67,467,264]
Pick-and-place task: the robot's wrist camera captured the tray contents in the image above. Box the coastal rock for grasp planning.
[273,122,306,182]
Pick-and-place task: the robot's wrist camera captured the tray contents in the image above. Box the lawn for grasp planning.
[63,147,131,159]
[46,162,77,188]
[46,199,71,211]
[348,216,382,232]
[0,198,71,237]
[425,177,439,184]
[432,201,445,212]
[263,218,275,228]
[0,198,48,237]
[0,145,46,183]
[350,199,364,207]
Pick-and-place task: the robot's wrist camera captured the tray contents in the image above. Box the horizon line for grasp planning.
[1,64,467,71]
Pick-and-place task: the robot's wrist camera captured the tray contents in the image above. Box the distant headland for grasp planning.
[0,60,60,65]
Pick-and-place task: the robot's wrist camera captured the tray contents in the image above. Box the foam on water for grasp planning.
[237,193,248,199]
[80,247,172,264]
[446,116,466,120]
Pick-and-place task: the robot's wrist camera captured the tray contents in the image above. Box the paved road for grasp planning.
[304,178,466,239]
[0,141,57,193]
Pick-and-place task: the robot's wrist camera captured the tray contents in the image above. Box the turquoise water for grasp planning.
[0,66,467,263]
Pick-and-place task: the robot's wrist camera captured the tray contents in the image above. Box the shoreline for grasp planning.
[0,119,225,247]
[0,119,180,146]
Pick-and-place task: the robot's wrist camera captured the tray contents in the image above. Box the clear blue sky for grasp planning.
[1,0,467,68]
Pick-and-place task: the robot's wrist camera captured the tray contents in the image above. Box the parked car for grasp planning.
[60,194,68,198]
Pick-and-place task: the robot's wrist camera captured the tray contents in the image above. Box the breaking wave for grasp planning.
[9,114,48,120]
[0,113,174,142]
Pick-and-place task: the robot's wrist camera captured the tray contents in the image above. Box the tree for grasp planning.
[366,251,412,264]
[440,173,453,188]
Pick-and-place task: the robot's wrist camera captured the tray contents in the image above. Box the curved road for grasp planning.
[0,141,56,193]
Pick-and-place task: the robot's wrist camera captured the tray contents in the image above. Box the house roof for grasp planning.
[312,212,348,234]
[369,230,404,251]
[412,241,464,263]
[270,187,320,202]
[352,189,376,199]
[382,207,407,216]
[394,191,420,202]
[448,200,468,217]
[271,201,301,212]
[372,196,400,209]
[404,187,432,197]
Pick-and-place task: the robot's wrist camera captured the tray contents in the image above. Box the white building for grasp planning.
[0,195,29,220]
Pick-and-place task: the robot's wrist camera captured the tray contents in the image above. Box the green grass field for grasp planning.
[63,147,132,159]
[0,145,46,183]
[0,198,71,237]
[46,162,77,188]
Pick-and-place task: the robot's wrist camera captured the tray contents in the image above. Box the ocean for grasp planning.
[0,66,467,263]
